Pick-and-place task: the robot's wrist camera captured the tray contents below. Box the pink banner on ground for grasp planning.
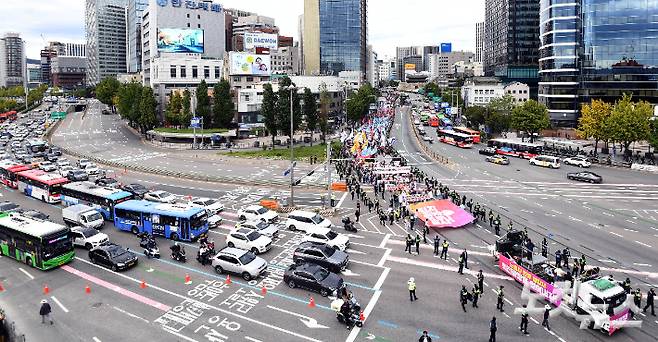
[498,254,563,306]
[409,200,474,228]
[608,308,630,335]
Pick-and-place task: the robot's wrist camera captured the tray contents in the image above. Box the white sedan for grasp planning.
[563,156,591,168]
[144,190,177,203]
[236,220,280,238]
[302,228,350,251]
[237,205,279,223]
[226,228,272,255]
[189,197,224,215]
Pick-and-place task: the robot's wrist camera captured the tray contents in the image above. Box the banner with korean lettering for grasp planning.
[409,200,474,228]
[498,254,563,306]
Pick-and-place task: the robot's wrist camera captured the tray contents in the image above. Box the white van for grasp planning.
[285,210,332,233]
[529,155,561,169]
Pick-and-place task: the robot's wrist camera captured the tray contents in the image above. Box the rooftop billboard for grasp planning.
[230,52,271,76]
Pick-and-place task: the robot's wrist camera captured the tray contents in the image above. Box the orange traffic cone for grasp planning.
[140,280,147,289]
[308,296,316,308]
[184,274,192,284]
[0,282,4,291]
[43,284,49,294]
[261,286,267,295]
[359,311,365,321]
[225,275,231,285]
[85,285,91,294]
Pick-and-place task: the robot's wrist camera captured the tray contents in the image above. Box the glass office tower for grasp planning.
[318,0,367,75]
[580,0,658,107]
[538,0,581,126]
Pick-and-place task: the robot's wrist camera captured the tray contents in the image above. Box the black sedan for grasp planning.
[121,183,149,198]
[19,209,50,220]
[293,242,349,273]
[567,171,603,184]
[67,169,89,181]
[478,147,497,156]
[89,244,138,272]
[95,177,119,188]
[284,263,344,297]
[0,201,21,213]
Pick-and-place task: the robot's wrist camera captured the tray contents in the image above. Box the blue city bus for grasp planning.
[61,181,133,220]
[113,200,208,241]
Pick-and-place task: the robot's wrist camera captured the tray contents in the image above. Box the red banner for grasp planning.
[409,200,474,228]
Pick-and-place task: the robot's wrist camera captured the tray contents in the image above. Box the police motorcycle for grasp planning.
[143,239,160,259]
[341,217,357,232]
[170,242,187,263]
[331,288,364,328]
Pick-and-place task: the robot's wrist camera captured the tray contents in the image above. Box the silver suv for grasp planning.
[211,247,267,281]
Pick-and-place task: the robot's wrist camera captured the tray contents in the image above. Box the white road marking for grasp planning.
[335,192,348,208]
[378,249,392,267]
[18,267,34,280]
[245,337,263,342]
[530,317,540,325]
[609,231,623,238]
[112,306,150,323]
[92,337,102,342]
[379,234,391,248]
[50,296,69,313]
[267,305,329,329]
[635,240,653,248]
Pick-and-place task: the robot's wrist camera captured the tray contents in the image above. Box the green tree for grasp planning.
[346,84,376,124]
[275,76,301,139]
[485,95,516,134]
[510,100,550,142]
[608,94,653,153]
[95,77,121,108]
[181,89,192,125]
[138,86,158,133]
[464,106,486,127]
[302,88,318,146]
[261,83,278,147]
[318,83,330,144]
[649,119,658,153]
[196,80,211,127]
[577,99,613,154]
[116,82,143,126]
[212,80,234,128]
[441,88,462,107]
[423,82,440,97]
[165,92,183,127]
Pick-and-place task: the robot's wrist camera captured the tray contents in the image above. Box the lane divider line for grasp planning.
[50,296,69,313]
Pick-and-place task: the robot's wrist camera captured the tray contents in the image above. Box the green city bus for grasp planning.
[0,212,75,270]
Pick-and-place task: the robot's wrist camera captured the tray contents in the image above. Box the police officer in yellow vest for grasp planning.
[408,277,417,301]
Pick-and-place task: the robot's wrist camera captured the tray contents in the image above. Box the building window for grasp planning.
[198,24,201,28]
[233,77,240,82]
[187,13,190,18]
[192,66,198,78]
[187,23,190,27]
[180,66,186,78]
[214,66,220,78]
[246,77,253,82]
[170,65,176,78]
[204,66,210,78]
[197,14,200,19]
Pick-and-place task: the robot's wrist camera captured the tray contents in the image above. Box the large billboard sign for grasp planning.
[157,28,204,53]
[244,33,278,49]
[230,52,271,76]
[157,0,223,13]
[404,63,416,70]
[440,42,452,53]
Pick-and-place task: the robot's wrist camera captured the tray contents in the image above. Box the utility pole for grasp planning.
[289,87,295,207]
[326,142,332,208]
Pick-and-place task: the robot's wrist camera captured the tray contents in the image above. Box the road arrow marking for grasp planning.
[346,248,366,255]
[146,268,154,273]
[365,333,376,340]
[341,269,360,277]
[267,305,329,329]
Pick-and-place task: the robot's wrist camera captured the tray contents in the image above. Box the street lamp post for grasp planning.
[288,87,295,207]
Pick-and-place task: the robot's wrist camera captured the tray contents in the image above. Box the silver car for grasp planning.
[237,220,280,238]
[211,247,267,281]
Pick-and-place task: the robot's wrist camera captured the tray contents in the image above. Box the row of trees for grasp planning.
[0,84,49,112]
[96,77,157,133]
[578,94,657,154]
[261,76,330,147]
[166,79,234,129]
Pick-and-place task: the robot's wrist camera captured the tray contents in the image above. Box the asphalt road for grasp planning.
[50,100,330,188]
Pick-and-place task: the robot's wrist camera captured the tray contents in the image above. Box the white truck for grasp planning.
[62,204,104,229]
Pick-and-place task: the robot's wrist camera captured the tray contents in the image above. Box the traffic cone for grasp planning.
[261,286,267,295]
[184,274,192,284]
[308,296,316,308]
[85,285,91,294]
[225,275,231,285]
[359,311,365,321]
[140,280,147,289]
[43,284,49,294]
[0,282,4,292]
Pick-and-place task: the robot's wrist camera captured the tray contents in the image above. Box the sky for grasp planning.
[4,0,485,61]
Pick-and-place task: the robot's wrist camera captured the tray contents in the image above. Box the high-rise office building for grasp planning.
[395,46,418,81]
[0,33,25,88]
[484,0,540,97]
[86,0,128,85]
[303,0,367,77]
[475,22,484,63]
[127,0,148,73]
[539,0,658,127]
[41,42,86,85]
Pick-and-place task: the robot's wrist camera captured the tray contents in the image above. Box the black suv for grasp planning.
[89,243,138,272]
[121,183,149,198]
[293,241,349,273]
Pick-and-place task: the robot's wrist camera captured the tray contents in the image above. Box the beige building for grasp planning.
[302,0,320,75]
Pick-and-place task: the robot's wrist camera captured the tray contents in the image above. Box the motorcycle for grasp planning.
[171,246,187,263]
[138,233,152,249]
[342,217,357,232]
[331,297,363,328]
[144,244,160,259]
